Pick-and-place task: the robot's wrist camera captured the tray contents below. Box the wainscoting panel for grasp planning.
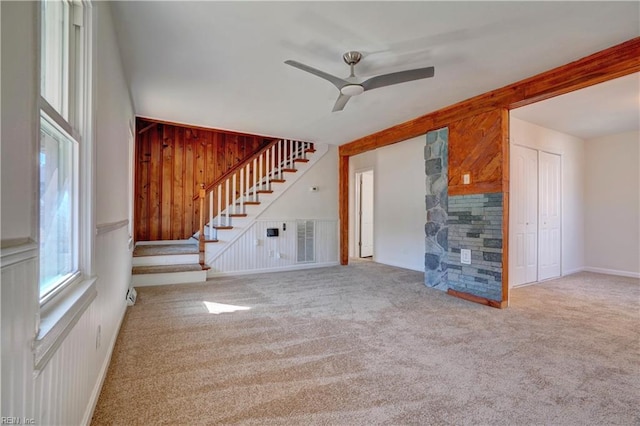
[1,223,131,424]
[208,219,338,275]
[1,242,38,420]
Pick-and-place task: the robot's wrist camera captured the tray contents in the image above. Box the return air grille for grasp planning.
[296,220,315,263]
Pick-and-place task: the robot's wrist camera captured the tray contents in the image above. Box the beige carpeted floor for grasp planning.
[92,261,640,425]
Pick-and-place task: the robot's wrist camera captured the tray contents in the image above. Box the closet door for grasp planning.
[511,145,539,286]
[538,151,561,281]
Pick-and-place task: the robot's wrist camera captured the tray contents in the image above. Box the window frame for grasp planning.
[34,0,96,373]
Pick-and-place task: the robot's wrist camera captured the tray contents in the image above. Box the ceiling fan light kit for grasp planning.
[285,50,435,112]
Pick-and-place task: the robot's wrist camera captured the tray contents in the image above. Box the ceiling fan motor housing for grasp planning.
[342,51,363,65]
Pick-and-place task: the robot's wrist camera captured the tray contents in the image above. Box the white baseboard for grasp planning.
[207,261,339,278]
[81,302,127,426]
[583,267,640,279]
[562,267,585,276]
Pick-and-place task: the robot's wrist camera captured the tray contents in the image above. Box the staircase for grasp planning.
[131,139,327,286]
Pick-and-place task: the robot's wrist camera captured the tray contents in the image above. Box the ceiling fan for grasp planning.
[285,51,435,112]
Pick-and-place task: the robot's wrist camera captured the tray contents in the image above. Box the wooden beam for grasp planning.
[501,109,510,304]
[447,289,507,309]
[338,37,640,157]
[339,155,349,265]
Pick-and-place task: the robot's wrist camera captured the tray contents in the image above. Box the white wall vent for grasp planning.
[296,220,315,263]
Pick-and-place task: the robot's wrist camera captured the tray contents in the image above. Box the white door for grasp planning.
[538,151,561,280]
[510,145,539,286]
[359,170,374,257]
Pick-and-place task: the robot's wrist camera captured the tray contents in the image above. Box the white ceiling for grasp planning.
[110,1,640,145]
[511,73,639,140]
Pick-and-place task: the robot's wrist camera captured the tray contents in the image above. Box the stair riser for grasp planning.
[132,270,207,286]
[132,253,200,267]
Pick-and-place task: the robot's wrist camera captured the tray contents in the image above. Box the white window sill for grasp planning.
[33,275,97,374]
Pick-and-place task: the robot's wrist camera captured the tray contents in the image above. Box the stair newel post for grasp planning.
[199,183,206,266]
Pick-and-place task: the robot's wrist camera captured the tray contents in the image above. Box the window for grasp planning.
[39,0,86,303]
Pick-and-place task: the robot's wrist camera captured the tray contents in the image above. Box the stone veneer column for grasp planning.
[424,128,449,290]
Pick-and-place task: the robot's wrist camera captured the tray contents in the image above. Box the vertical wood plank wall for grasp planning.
[134,119,271,241]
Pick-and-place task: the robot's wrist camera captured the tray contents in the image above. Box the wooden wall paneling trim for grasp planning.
[339,155,349,265]
[447,289,507,309]
[338,37,640,157]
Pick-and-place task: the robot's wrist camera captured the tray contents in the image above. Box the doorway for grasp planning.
[356,169,374,258]
[510,145,562,287]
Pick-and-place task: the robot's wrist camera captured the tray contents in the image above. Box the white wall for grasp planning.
[509,117,586,276]
[584,131,639,276]
[1,3,134,423]
[1,1,37,240]
[261,145,338,220]
[348,136,426,271]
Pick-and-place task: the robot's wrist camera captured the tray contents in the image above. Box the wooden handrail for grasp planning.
[192,138,279,201]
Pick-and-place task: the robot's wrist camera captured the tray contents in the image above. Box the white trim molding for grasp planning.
[1,239,38,268]
[96,219,129,236]
[583,267,640,279]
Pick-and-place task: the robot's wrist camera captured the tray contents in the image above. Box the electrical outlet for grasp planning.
[269,250,274,258]
[463,173,471,185]
[461,249,471,265]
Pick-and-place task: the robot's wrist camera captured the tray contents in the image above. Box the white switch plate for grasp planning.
[461,249,471,264]
[463,173,471,185]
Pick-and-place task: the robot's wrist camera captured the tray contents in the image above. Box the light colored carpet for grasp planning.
[92,261,639,425]
[133,243,198,257]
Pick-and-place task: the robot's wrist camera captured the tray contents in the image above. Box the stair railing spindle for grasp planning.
[278,139,283,179]
[209,191,213,238]
[217,184,222,228]
[253,158,258,202]
[232,173,237,215]
[225,178,230,226]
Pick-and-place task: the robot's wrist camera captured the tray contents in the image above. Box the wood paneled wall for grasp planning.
[134,118,271,241]
[448,109,508,196]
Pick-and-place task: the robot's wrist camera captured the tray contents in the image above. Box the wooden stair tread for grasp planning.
[237,201,260,205]
[257,190,273,194]
[229,213,247,217]
[294,158,309,163]
[270,179,286,183]
[282,168,297,173]
[133,243,198,257]
[213,225,233,230]
[305,148,316,153]
[132,263,203,275]
[204,239,219,243]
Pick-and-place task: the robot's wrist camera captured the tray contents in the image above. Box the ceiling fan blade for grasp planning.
[361,66,435,92]
[284,60,349,90]
[332,93,351,112]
